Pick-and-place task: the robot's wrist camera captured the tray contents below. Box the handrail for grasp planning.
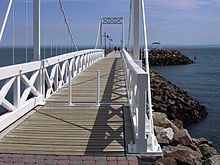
[121,48,160,153]
[121,48,148,153]
[0,49,104,131]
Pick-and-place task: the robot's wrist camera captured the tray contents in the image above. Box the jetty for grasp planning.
[0,0,162,163]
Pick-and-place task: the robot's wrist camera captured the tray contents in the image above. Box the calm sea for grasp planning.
[151,46,220,152]
[0,46,219,151]
[0,46,93,67]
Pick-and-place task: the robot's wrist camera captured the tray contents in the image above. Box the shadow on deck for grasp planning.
[0,55,133,156]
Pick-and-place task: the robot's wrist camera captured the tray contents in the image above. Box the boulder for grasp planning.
[171,119,184,129]
[174,129,192,146]
[199,144,217,159]
[155,157,177,165]
[153,112,167,122]
[153,112,179,133]
[192,138,213,147]
[146,49,194,66]
[156,127,174,145]
[164,118,179,133]
[203,155,220,165]
[163,145,203,165]
[154,126,164,135]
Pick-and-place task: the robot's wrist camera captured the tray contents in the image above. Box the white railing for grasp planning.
[0,49,104,131]
[121,49,161,153]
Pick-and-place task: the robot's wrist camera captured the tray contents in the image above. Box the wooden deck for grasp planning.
[0,52,130,156]
[46,54,127,104]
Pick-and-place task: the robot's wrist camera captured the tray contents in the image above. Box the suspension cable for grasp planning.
[58,0,78,51]
[141,0,154,135]
[0,0,13,43]
[25,0,28,62]
[64,28,67,53]
[60,21,63,55]
[59,5,63,55]
[95,20,101,49]
[12,0,15,64]
[44,0,46,59]
[56,0,58,56]
[50,3,53,57]
[128,0,133,51]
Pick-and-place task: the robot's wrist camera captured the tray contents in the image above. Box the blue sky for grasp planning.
[0,0,220,47]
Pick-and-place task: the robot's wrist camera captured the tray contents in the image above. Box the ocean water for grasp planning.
[0,46,93,67]
[151,46,220,152]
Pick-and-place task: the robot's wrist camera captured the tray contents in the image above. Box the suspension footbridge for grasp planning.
[0,0,162,158]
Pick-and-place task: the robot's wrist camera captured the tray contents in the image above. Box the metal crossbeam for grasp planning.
[96,17,124,49]
[102,17,123,24]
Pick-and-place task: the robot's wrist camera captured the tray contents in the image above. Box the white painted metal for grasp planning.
[34,0,43,99]
[122,49,147,153]
[13,76,20,108]
[133,0,140,62]
[68,69,72,106]
[0,0,13,43]
[99,17,124,49]
[25,0,28,62]
[128,0,133,51]
[95,20,101,49]
[12,0,15,65]
[0,49,104,131]
[100,17,103,49]
[141,0,156,152]
[33,0,41,61]
[121,49,162,154]
[122,17,125,49]
[96,70,100,106]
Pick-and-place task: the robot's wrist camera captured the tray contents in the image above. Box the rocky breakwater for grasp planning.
[150,70,207,127]
[143,49,193,66]
[153,112,220,165]
[146,71,220,164]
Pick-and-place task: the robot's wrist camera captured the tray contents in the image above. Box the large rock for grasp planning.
[199,144,217,159]
[143,49,194,66]
[154,126,164,135]
[174,129,192,146]
[203,155,220,165]
[192,138,213,147]
[163,145,203,165]
[153,112,179,133]
[171,119,184,129]
[155,157,177,165]
[156,127,174,145]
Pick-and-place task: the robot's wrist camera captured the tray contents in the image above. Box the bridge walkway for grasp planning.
[0,52,131,156]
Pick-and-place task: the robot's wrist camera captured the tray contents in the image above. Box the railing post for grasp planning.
[136,74,147,153]
[133,0,140,62]
[33,0,42,96]
[68,69,72,106]
[96,70,100,106]
[13,75,20,108]
[42,60,45,101]
[100,17,103,48]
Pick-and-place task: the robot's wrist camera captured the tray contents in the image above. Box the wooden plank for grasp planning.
[0,150,124,156]
[0,57,128,156]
